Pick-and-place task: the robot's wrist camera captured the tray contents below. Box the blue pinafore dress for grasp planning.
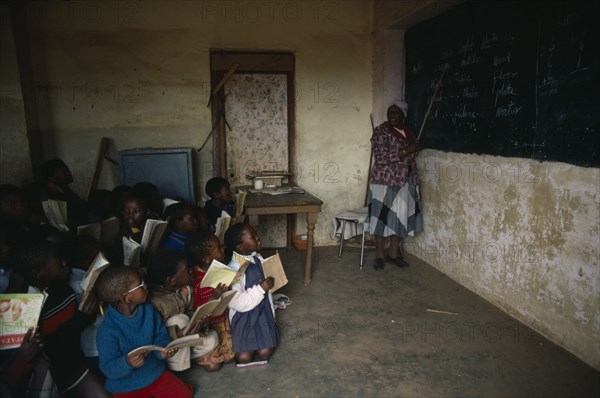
[230,256,280,352]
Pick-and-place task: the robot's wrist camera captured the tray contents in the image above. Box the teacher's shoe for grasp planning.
[393,256,410,268]
[373,258,385,270]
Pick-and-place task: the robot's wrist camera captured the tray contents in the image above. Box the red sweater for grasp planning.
[192,268,226,324]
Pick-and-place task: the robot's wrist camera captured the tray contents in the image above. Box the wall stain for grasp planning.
[494,184,521,238]
[529,180,572,261]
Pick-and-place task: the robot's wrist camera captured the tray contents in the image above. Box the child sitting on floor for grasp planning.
[62,235,105,374]
[64,235,101,303]
[133,182,163,220]
[11,239,109,397]
[87,189,114,223]
[146,248,218,372]
[95,266,193,398]
[162,202,198,253]
[185,230,235,371]
[224,223,279,366]
[110,185,132,218]
[0,184,34,245]
[0,227,13,293]
[194,205,210,233]
[111,194,150,266]
[117,194,151,244]
[204,177,235,232]
[39,159,88,228]
[0,327,46,397]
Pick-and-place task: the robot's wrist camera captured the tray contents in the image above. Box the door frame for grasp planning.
[209,50,296,184]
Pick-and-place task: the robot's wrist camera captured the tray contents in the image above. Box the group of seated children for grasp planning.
[0,160,280,398]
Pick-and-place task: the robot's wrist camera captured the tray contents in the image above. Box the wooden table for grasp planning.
[243,188,323,285]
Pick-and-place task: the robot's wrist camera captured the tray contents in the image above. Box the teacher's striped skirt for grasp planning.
[365,179,422,237]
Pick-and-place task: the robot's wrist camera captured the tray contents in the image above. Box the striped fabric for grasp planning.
[365,180,422,238]
[40,291,77,335]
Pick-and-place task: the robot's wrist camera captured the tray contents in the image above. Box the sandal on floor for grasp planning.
[272,293,292,309]
[373,258,385,270]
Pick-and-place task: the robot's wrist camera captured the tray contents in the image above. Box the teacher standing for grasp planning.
[366,104,422,270]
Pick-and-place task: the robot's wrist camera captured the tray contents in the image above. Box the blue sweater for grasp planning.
[163,230,192,253]
[97,303,170,393]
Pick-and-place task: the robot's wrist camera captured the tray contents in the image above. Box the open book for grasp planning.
[181,290,236,336]
[140,219,168,253]
[123,237,142,267]
[200,259,249,289]
[78,252,110,310]
[215,211,232,244]
[42,200,69,231]
[235,191,246,217]
[122,219,168,267]
[77,217,119,246]
[0,294,45,350]
[127,333,206,356]
[261,252,288,293]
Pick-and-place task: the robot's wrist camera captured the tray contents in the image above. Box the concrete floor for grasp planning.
[181,246,599,397]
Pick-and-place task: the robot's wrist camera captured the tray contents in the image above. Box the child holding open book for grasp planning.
[63,235,106,374]
[0,184,35,247]
[11,239,109,397]
[110,194,150,266]
[0,327,47,397]
[146,249,218,372]
[117,194,150,244]
[185,230,235,371]
[39,158,88,228]
[162,202,198,253]
[133,182,163,220]
[95,266,193,398]
[204,177,236,232]
[224,223,279,366]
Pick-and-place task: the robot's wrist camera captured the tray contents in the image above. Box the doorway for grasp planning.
[210,51,295,247]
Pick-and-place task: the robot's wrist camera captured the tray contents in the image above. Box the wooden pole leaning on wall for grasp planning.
[417,63,449,141]
[87,137,110,201]
[206,63,239,107]
[364,114,375,207]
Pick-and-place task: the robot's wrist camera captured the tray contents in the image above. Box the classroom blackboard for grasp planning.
[406,0,599,167]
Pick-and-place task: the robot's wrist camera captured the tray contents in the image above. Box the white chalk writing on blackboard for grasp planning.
[558,13,576,28]
[406,0,598,166]
[538,80,559,96]
[576,35,585,68]
[440,48,454,60]
[494,81,516,106]
[481,31,515,49]
[463,85,479,99]
[460,53,481,66]
[454,73,472,84]
[459,37,474,55]
[495,102,522,118]
[453,106,477,120]
[411,62,422,74]
[492,68,518,92]
[493,52,511,67]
